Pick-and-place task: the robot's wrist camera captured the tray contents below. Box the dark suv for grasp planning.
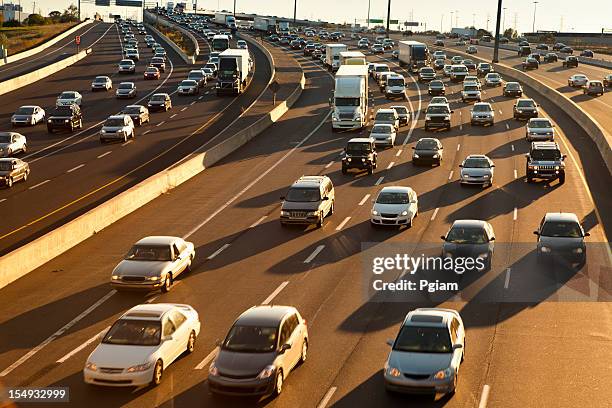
[47,105,82,133]
[562,56,578,68]
[525,141,566,184]
[342,138,377,175]
[518,46,531,56]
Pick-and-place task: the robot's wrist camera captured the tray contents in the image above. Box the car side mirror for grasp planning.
[533,231,540,235]
[489,237,495,241]
[322,196,329,201]
[452,343,463,350]
[491,164,495,167]
[411,146,415,149]
[280,196,285,200]
[562,154,567,159]
[440,235,446,241]
[280,343,291,353]
[584,232,590,237]
[525,153,530,158]
[386,339,394,347]
[458,164,463,167]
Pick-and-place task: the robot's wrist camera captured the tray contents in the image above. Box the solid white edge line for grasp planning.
[374,176,384,186]
[478,384,491,408]
[359,194,371,206]
[66,164,85,173]
[207,243,230,260]
[304,245,325,264]
[431,207,439,221]
[506,123,510,130]
[194,347,219,370]
[325,160,334,169]
[261,281,289,305]
[504,268,512,289]
[317,386,338,408]
[143,130,151,135]
[335,216,351,231]
[249,216,267,228]
[56,326,109,363]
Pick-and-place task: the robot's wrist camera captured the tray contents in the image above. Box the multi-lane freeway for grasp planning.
[0,10,611,408]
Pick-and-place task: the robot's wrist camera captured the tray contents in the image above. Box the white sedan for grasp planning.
[371,186,419,228]
[84,303,201,387]
[56,91,82,107]
[0,132,27,157]
[567,74,588,87]
[236,39,248,49]
[369,124,396,147]
[11,105,45,126]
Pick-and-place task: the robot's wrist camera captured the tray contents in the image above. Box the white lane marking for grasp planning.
[431,207,439,221]
[143,130,151,135]
[498,109,503,114]
[170,113,177,119]
[198,96,204,100]
[386,161,395,170]
[514,169,518,179]
[249,216,267,228]
[460,123,463,130]
[504,268,511,289]
[145,296,158,304]
[0,199,6,203]
[121,140,132,146]
[182,110,332,240]
[190,101,197,105]
[457,144,461,151]
[194,347,219,370]
[478,384,491,408]
[207,243,230,260]
[204,91,210,95]
[0,290,116,377]
[56,326,109,364]
[374,176,384,185]
[396,149,402,157]
[359,194,371,206]
[304,245,325,264]
[97,151,111,159]
[181,107,188,112]
[511,144,515,151]
[506,123,510,130]
[448,170,454,181]
[28,180,50,190]
[66,164,85,173]
[317,386,338,408]
[156,121,165,127]
[262,281,289,305]
[325,160,334,169]
[335,216,351,231]
[513,207,518,221]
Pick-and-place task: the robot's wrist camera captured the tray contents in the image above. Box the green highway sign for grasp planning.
[390,20,399,24]
[369,19,383,23]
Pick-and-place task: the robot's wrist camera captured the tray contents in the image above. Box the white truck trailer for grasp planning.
[398,40,429,73]
[325,44,348,72]
[216,49,252,96]
[339,51,366,66]
[331,65,369,131]
[214,12,236,28]
[253,16,276,33]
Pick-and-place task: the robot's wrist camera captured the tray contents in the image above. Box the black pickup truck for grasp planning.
[47,105,83,133]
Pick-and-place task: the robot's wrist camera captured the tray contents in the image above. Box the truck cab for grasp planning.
[331,65,369,131]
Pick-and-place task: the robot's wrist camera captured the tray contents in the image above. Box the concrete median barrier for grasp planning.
[144,11,198,65]
[0,48,93,97]
[0,42,305,290]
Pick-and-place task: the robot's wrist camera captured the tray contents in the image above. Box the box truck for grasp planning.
[211,34,230,52]
[398,40,429,73]
[216,49,252,96]
[214,12,236,29]
[254,16,276,33]
[278,21,290,35]
[339,51,366,66]
[325,44,348,72]
[331,65,369,131]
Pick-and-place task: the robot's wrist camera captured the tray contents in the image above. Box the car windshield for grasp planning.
[120,61,133,66]
[574,75,586,80]
[427,106,449,114]
[335,97,359,107]
[420,68,434,74]
[0,135,11,143]
[102,319,161,346]
[392,107,408,115]
[152,58,164,63]
[189,72,203,78]
[387,78,404,86]
[375,65,388,72]
[517,100,535,107]
[125,245,172,261]
[150,95,166,102]
[464,158,490,168]
[223,325,277,353]
[105,118,125,127]
[94,77,107,83]
[393,326,452,353]
[346,142,371,154]
[531,149,561,160]
[416,140,438,150]
[506,83,520,90]
[59,92,76,99]
[118,83,133,89]
[480,64,490,68]
[464,85,479,92]
[122,107,141,114]
[452,66,468,73]
[377,192,409,204]
[473,105,491,112]
[446,226,488,244]
[372,125,391,134]
[430,98,447,104]
[285,187,321,202]
[376,112,395,121]
[430,81,443,87]
[146,67,157,73]
[540,221,583,238]
[181,80,197,86]
[529,120,552,128]
[486,74,500,79]
[15,107,35,115]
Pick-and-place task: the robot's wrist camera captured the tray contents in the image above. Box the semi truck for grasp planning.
[325,44,348,72]
[211,34,230,52]
[216,49,252,96]
[398,40,429,73]
[214,12,236,29]
[331,65,369,131]
[339,51,366,66]
[278,21,290,36]
[253,16,276,33]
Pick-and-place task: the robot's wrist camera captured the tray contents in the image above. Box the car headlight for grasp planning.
[208,363,218,376]
[361,158,366,162]
[281,210,289,216]
[257,365,276,379]
[64,119,69,123]
[425,115,432,121]
[307,211,318,216]
[111,274,119,280]
[432,154,439,159]
[85,361,98,371]
[413,154,419,158]
[126,362,152,372]
[540,246,551,253]
[48,119,52,123]
[483,174,491,179]
[388,367,401,377]
[371,210,379,216]
[554,166,560,170]
[147,276,161,281]
[434,368,453,380]
[573,248,584,254]
[346,157,352,162]
[463,174,470,178]
[401,211,409,216]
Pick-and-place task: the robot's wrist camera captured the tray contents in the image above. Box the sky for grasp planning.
[13,0,612,34]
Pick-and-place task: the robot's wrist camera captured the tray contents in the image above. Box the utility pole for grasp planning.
[502,7,506,33]
[486,14,490,31]
[366,0,371,29]
[455,10,458,27]
[233,0,236,17]
[293,0,297,24]
[450,11,453,30]
[472,13,475,28]
[78,0,80,21]
[440,14,443,32]
[532,1,538,33]
[385,0,391,36]
[492,0,503,63]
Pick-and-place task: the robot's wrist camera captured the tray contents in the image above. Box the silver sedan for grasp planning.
[459,154,495,187]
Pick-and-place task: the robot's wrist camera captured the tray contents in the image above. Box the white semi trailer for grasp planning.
[325,44,348,72]
[216,49,253,96]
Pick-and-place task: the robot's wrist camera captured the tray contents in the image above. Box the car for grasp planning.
[450,65,468,82]
[154,47,167,57]
[384,308,465,395]
[499,36,509,43]
[390,105,410,125]
[528,53,541,62]
[11,105,45,127]
[382,39,395,49]
[603,74,612,88]
[47,105,82,133]
[562,56,579,68]
[342,137,377,175]
[236,39,248,49]
[56,91,82,107]
[384,74,406,99]
[580,49,594,58]
[450,56,463,64]
[374,108,400,130]
[463,75,481,87]
[412,137,443,165]
[560,46,573,54]
[125,47,139,62]
[536,43,549,51]
[433,59,445,70]
[461,59,476,71]
[148,93,172,112]
[418,67,436,82]
[120,105,150,126]
[553,42,566,51]
[377,71,394,90]
[358,40,369,49]
[470,102,494,126]
[187,69,207,87]
[567,74,588,87]
[459,154,495,187]
[0,132,27,157]
[150,57,166,72]
[513,98,539,120]
[391,50,399,59]
[518,46,531,56]
[443,64,452,77]
[209,56,220,66]
[441,220,495,271]
[369,124,396,148]
[543,52,558,63]
[434,39,444,46]
[290,39,301,49]
[84,303,201,387]
[118,58,136,74]
[303,44,315,55]
[370,186,418,228]
[503,81,523,97]
[424,103,452,131]
[0,158,29,188]
[428,80,445,96]
[372,63,390,79]
[204,62,217,75]
[525,141,566,184]
[208,305,308,397]
[583,80,604,96]
[110,236,195,291]
[100,114,135,143]
[201,67,215,81]
[476,62,492,76]
[432,50,446,60]
[534,213,589,265]
[466,45,477,54]
[430,96,449,105]
[91,76,113,91]
[461,83,481,102]
[455,39,466,46]
[115,82,137,99]
[522,57,539,70]
[526,118,555,141]
[178,79,199,95]
[371,44,385,54]
[484,72,502,87]
[280,175,334,227]
[143,66,160,80]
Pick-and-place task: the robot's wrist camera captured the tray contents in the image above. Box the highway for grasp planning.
[0,28,610,408]
[0,21,272,255]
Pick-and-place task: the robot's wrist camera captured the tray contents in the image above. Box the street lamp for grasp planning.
[502,7,507,32]
[492,0,503,63]
[440,14,444,32]
[367,0,371,29]
[532,1,538,33]
[450,11,454,30]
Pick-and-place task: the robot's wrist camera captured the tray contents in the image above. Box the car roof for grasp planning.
[390,105,408,111]
[380,186,413,194]
[348,137,373,143]
[403,308,461,328]
[376,108,396,113]
[372,123,394,128]
[291,175,329,188]
[451,219,488,229]
[135,236,180,245]
[107,114,128,120]
[473,102,492,107]
[121,303,187,321]
[531,141,559,149]
[465,154,490,160]
[427,103,449,108]
[543,212,580,223]
[416,137,440,143]
[235,305,297,327]
[152,93,169,97]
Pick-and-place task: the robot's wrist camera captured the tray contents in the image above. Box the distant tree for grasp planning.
[503,28,517,39]
[49,11,62,22]
[60,4,79,22]
[2,19,22,27]
[26,14,47,26]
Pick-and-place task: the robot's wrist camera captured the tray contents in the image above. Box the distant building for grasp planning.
[0,3,23,22]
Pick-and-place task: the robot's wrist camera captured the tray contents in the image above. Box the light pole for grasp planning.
[366,0,371,29]
[450,11,453,30]
[492,0,503,63]
[532,1,538,33]
[472,13,475,28]
[293,0,297,23]
[233,0,236,17]
[455,10,458,27]
[502,7,507,33]
[386,0,391,36]
[440,14,444,32]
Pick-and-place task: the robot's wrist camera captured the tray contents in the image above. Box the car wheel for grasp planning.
[151,360,163,386]
[300,339,308,363]
[558,174,565,184]
[273,370,284,396]
[186,330,196,354]
[316,213,324,228]
[161,274,172,293]
[341,166,347,175]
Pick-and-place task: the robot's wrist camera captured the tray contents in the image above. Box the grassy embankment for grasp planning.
[0,23,78,54]
[154,23,196,56]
